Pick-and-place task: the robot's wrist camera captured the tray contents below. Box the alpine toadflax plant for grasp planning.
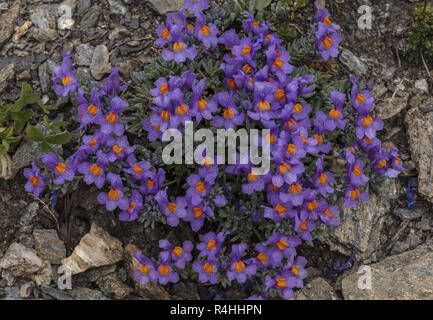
[24,0,403,299]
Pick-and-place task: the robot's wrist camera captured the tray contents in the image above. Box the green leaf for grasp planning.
[0,127,13,139]
[44,131,72,145]
[255,0,272,11]
[2,139,10,152]
[0,143,7,155]
[26,125,45,142]
[40,141,54,153]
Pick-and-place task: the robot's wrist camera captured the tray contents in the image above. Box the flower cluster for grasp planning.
[314,1,342,60]
[23,0,404,300]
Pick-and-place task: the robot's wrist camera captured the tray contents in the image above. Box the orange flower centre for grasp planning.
[307,201,318,211]
[322,37,333,49]
[314,133,323,145]
[293,103,303,114]
[167,203,178,213]
[223,107,235,119]
[172,246,184,257]
[258,101,271,112]
[275,204,287,216]
[290,183,302,194]
[350,189,361,200]
[242,64,253,74]
[352,166,362,176]
[356,94,365,103]
[87,104,98,116]
[89,164,102,176]
[128,201,137,212]
[160,110,170,121]
[139,264,150,275]
[159,83,169,94]
[161,28,170,40]
[323,16,333,26]
[286,144,297,155]
[112,145,124,155]
[173,42,185,52]
[203,263,215,274]
[206,239,217,250]
[257,252,269,263]
[193,207,205,219]
[88,137,97,146]
[108,189,119,200]
[197,99,208,111]
[227,79,238,90]
[200,25,211,36]
[29,176,40,187]
[62,76,72,85]
[377,160,387,168]
[234,261,246,272]
[241,46,251,56]
[158,265,170,276]
[273,58,284,69]
[300,220,308,231]
[276,239,289,250]
[279,163,292,175]
[286,118,298,130]
[146,179,155,187]
[276,277,287,288]
[55,162,68,175]
[195,182,206,193]
[105,112,118,124]
[318,173,327,185]
[291,265,300,277]
[362,116,374,127]
[322,208,334,219]
[176,104,188,116]
[328,108,340,119]
[274,89,285,101]
[133,163,143,174]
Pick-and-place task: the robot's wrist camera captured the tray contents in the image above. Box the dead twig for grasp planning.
[37,198,60,232]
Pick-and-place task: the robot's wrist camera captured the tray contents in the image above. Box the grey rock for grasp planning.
[75,43,94,67]
[19,282,35,298]
[30,10,56,30]
[1,286,22,300]
[32,28,58,42]
[394,203,428,221]
[80,7,100,29]
[146,0,183,15]
[339,49,368,76]
[61,224,123,275]
[0,243,52,286]
[342,241,433,300]
[0,0,21,45]
[90,45,111,80]
[414,79,429,94]
[70,287,109,300]
[108,0,128,15]
[391,241,410,255]
[375,94,408,120]
[33,229,66,265]
[77,0,91,16]
[20,202,40,226]
[40,286,73,300]
[296,278,338,300]
[405,107,433,203]
[373,177,400,200]
[58,1,76,30]
[420,101,433,113]
[324,193,391,261]
[96,273,132,300]
[0,64,14,94]
[86,264,117,282]
[38,60,53,93]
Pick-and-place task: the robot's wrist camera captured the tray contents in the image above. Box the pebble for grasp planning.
[90,44,111,80]
[339,49,368,76]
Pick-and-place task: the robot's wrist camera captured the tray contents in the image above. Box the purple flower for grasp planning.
[186,174,212,205]
[155,258,179,285]
[315,1,340,36]
[242,13,268,36]
[41,152,75,185]
[77,160,106,189]
[123,156,151,181]
[265,271,298,299]
[185,201,214,231]
[119,190,144,221]
[242,168,269,195]
[162,30,197,63]
[159,239,193,269]
[76,88,103,128]
[24,162,47,199]
[213,194,227,207]
[355,114,384,140]
[345,185,369,208]
[133,252,157,285]
[211,92,245,129]
[96,173,129,211]
[347,159,369,187]
[194,11,219,48]
[313,157,334,196]
[316,32,342,60]
[227,244,256,284]
[294,215,316,241]
[96,67,127,97]
[94,97,128,136]
[218,29,240,48]
[196,232,228,258]
[184,0,209,11]
[265,233,301,259]
[192,259,219,284]
[371,148,402,178]
[139,168,165,195]
[52,52,78,96]
[155,189,187,227]
[254,242,283,268]
[318,200,340,226]
[265,45,293,81]
[99,135,135,164]
[272,160,305,188]
[190,80,218,122]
